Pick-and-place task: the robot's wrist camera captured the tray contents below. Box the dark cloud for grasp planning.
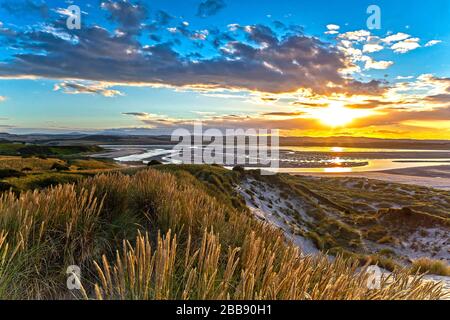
[0,18,385,96]
[245,25,278,46]
[425,94,450,103]
[197,0,226,18]
[54,81,122,97]
[262,111,304,116]
[101,0,148,33]
[122,112,149,116]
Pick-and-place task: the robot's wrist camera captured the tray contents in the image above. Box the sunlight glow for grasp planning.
[310,102,374,127]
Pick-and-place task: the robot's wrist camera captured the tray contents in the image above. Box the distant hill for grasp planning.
[1,131,450,150]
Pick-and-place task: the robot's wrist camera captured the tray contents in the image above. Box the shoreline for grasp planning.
[295,165,450,190]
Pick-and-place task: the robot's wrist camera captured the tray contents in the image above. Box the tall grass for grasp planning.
[0,167,447,299]
[93,229,444,300]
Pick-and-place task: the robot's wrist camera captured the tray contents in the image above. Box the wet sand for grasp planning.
[298,165,450,190]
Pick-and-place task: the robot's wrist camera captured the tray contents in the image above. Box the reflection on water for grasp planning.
[101,144,450,173]
[274,158,450,173]
[285,146,450,153]
[324,167,352,173]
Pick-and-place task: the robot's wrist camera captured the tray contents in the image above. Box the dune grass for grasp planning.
[0,166,447,299]
[410,258,450,277]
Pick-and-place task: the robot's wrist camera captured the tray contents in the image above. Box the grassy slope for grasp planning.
[0,156,120,192]
[0,164,446,299]
[0,143,102,157]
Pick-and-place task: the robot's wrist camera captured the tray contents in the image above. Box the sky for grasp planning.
[0,0,449,139]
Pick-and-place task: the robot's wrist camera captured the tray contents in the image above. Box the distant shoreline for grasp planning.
[296,165,450,191]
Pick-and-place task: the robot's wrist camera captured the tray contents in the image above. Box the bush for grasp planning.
[147,159,162,166]
[232,165,245,173]
[50,163,70,172]
[410,258,450,276]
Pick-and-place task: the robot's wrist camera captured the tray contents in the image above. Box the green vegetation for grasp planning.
[0,143,102,157]
[0,155,120,192]
[0,165,445,299]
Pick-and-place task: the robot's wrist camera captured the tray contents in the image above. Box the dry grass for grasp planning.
[410,258,450,277]
[0,156,65,171]
[93,229,445,300]
[0,167,447,300]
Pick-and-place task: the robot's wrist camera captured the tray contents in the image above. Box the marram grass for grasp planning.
[0,168,447,299]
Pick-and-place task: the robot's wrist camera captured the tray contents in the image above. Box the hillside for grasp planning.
[0,164,447,299]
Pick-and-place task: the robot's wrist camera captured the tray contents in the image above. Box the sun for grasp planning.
[310,102,373,127]
[317,103,358,127]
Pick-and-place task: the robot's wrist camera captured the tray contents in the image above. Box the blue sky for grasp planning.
[0,0,449,138]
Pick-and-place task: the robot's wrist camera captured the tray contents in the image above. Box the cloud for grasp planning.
[362,57,393,70]
[101,0,148,33]
[197,0,226,18]
[362,43,383,53]
[0,22,385,96]
[338,30,371,42]
[122,112,149,116]
[124,111,322,131]
[0,96,6,102]
[396,75,414,80]
[425,40,442,47]
[382,32,410,44]
[262,111,304,116]
[325,24,340,35]
[391,38,420,53]
[54,81,123,97]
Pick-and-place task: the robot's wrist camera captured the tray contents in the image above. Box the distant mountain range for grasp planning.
[1,131,450,150]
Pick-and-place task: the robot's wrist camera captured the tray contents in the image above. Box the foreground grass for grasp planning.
[0,166,446,299]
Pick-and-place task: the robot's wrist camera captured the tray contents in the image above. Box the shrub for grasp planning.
[0,169,25,179]
[147,159,163,166]
[232,165,245,173]
[50,163,70,172]
[410,258,450,276]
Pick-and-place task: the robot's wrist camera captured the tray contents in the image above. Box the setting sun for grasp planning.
[310,102,374,127]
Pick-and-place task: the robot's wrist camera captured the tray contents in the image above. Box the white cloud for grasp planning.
[338,30,370,42]
[325,24,340,35]
[362,57,394,70]
[326,24,340,31]
[363,43,384,53]
[0,96,6,102]
[425,40,442,47]
[391,37,420,53]
[382,32,410,44]
[396,75,414,80]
